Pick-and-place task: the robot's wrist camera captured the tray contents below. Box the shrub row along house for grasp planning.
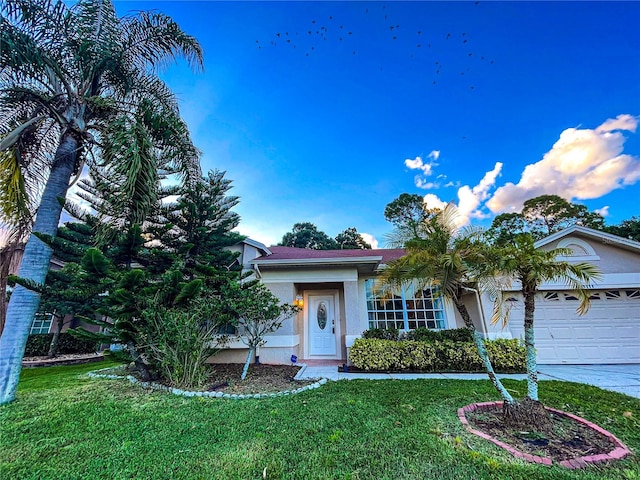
[218,226,639,366]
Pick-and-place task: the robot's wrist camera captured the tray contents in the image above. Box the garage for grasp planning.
[507,289,640,364]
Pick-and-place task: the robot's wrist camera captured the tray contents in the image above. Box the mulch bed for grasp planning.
[204,363,315,394]
[465,404,618,461]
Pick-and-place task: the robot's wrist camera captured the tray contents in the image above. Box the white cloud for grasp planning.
[457,162,503,224]
[422,193,448,211]
[405,153,442,189]
[594,206,610,217]
[360,232,379,249]
[487,115,640,213]
[444,180,461,188]
[595,114,638,134]
[419,163,502,227]
[405,155,436,176]
[415,178,439,190]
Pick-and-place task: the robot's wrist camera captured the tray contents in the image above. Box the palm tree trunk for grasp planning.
[523,290,539,401]
[0,134,78,404]
[452,296,515,404]
[502,288,551,431]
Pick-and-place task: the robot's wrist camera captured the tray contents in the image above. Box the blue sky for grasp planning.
[114,1,640,248]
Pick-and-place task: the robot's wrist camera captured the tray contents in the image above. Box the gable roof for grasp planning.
[534,225,640,254]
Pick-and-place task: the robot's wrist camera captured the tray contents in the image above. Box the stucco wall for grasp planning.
[541,234,639,274]
[262,282,297,336]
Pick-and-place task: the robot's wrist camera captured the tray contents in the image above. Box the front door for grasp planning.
[308,294,337,356]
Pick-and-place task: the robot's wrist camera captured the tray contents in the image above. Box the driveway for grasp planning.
[537,364,640,398]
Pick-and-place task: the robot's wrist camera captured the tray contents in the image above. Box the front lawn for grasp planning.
[1,361,638,479]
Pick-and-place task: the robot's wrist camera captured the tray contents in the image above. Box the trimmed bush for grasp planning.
[403,327,473,343]
[24,333,100,357]
[349,338,525,373]
[362,328,399,341]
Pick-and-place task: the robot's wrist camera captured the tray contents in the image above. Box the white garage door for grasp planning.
[508,289,640,364]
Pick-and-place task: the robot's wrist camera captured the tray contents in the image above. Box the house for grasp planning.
[213,226,639,366]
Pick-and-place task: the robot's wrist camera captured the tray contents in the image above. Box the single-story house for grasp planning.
[215,225,639,366]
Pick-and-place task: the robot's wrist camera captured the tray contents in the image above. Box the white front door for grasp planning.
[308,294,337,356]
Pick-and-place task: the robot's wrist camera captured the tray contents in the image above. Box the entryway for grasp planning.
[307,291,340,358]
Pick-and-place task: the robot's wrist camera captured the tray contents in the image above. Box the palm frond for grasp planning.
[120,10,204,73]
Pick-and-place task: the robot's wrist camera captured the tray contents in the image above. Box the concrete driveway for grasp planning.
[537,364,640,398]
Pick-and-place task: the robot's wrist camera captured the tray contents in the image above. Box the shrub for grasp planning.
[141,300,227,390]
[349,338,525,373]
[403,327,474,343]
[24,333,100,357]
[362,328,399,341]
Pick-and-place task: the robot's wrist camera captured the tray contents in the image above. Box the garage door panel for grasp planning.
[507,290,640,364]
[546,327,573,340]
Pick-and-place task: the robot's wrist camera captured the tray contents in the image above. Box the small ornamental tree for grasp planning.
[227,282,300,380]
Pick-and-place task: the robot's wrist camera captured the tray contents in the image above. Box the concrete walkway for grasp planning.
[296,364,640,399]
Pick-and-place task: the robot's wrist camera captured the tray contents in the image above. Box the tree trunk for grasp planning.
[0,134,78,404]
[523,289,539,401]
[502,288,552,430]
[452,295,515,405]
[127,341,151,382]
[241,346,254,380]
[503,397,553,432]
[47,315,64,358]
[0,243,25,337]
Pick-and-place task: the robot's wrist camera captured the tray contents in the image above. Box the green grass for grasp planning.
[1,362,639,480]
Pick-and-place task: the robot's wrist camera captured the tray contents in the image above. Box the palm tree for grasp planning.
[0,0,203,404]
[381,203,516,406]
[489,234,601,423]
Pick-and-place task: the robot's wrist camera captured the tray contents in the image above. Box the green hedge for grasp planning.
[361,327,474,343]
[404,327,474,343]
[24,333,100,357]
[349,338,525,373]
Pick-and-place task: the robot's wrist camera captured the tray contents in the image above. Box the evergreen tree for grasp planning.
[334,227,372,249]
[279,222,338,250]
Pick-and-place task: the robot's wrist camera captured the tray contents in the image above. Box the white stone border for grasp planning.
[87,364,327,399]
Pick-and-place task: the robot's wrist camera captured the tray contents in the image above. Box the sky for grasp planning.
[112,1,640,248]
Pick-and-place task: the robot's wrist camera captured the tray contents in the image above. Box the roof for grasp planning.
[250,246,406,272]
[534,225,640,253]
[241,238,272,256]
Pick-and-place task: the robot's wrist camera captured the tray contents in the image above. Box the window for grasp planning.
[365,279,446,330]
[30,313,53,334]
[563,293,579,301]
[543,292,560,301]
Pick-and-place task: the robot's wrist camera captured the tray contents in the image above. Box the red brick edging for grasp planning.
[457,401,632,469]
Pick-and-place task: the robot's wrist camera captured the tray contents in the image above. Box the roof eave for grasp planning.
[534,225,640,253]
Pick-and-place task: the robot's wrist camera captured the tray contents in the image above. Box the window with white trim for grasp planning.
[365,279,446,330]
[30,313,53,334]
